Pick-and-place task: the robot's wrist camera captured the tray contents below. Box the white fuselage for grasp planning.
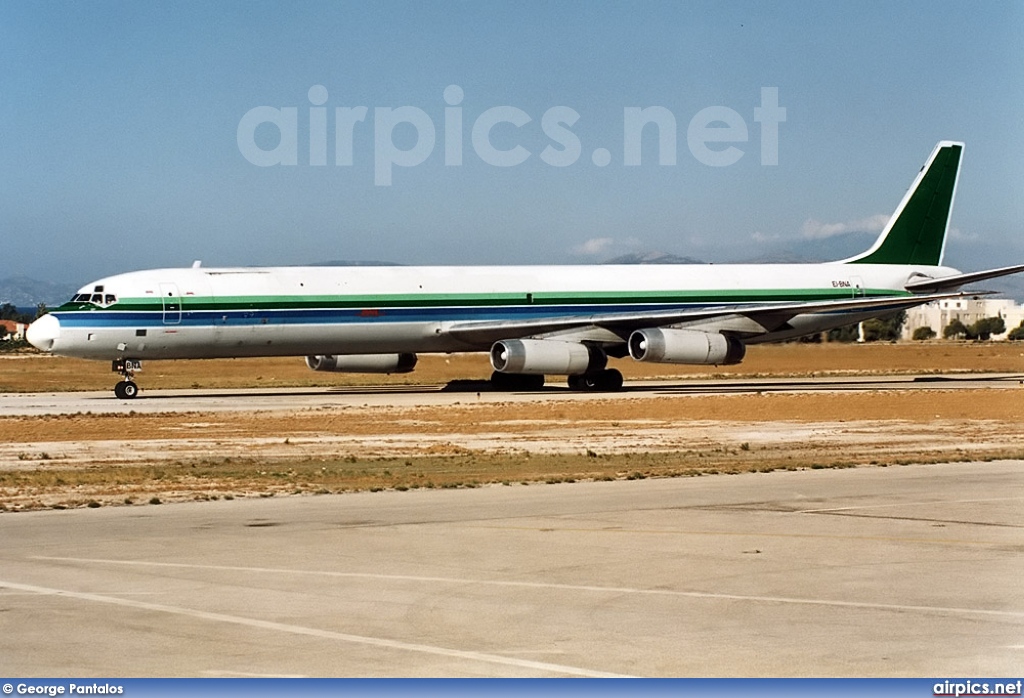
[30,262,958,362]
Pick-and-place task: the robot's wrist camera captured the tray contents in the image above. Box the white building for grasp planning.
[902,297,1024,340]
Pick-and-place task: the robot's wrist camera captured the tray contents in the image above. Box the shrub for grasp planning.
[946,316,1007,341]
[828,310,905,342]
[968,316,1005,340]
[943,319,967,339]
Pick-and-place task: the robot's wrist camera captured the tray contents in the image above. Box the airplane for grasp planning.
[26,140,1024,399]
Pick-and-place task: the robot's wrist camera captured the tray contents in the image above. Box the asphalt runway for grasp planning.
[1,461,1022,676]
[0,372,1021,415]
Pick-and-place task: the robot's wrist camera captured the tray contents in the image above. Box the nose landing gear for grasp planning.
[112,358,142,399]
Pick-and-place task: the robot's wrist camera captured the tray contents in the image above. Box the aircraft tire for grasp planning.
[568,373,598,391]
[600,368,624,391]
[114,381,139,399]
[568,369,623,392]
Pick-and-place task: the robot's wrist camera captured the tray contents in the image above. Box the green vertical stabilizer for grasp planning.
[846,142,962,266]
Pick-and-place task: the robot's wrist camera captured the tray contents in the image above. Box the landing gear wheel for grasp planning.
[114,380,139,399]
[568,368,623,392]
[600,368,624,391]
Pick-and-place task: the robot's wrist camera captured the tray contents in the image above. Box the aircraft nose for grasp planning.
[26,314,61,352]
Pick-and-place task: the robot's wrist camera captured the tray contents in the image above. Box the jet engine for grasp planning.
[305,353,418,373]
[628,328,745,365]
[490,339,607,375]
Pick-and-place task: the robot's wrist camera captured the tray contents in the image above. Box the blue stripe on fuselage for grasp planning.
[53,303,726,328]
[52,299,905,330]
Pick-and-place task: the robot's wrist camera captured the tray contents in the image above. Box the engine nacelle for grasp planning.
[490,339,607,376]
[628,328,745,365]
[305,353,418,374]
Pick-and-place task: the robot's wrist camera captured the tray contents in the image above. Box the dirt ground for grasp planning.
[0,342,1021,511]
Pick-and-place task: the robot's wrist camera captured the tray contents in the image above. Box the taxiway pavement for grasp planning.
[0,372,1020,415]
[1,461,1021,676]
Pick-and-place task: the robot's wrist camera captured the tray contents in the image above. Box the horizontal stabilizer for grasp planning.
[904,264,1024,293]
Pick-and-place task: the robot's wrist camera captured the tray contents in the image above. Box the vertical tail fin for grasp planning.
[843,141,963,266]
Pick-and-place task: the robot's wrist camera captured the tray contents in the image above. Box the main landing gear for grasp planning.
[489,368,624,392]
[568,368,623,392]
[112,358,142,399]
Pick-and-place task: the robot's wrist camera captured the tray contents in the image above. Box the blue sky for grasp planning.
[2,1,1022,288]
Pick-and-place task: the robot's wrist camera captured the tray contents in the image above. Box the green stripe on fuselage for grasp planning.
[55,287,904,314]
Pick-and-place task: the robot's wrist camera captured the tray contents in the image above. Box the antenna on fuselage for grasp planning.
[192,260,202,268]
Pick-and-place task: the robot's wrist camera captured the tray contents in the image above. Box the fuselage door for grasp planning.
[160,282,182,325]
[850,276,865,298]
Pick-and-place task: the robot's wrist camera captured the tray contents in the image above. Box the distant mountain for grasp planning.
[601,252,1023,301]
[731,235,872,265]
[0,276,78,308]
[602,252,705,265]
[736,253,824,264]
[306,260,404,267]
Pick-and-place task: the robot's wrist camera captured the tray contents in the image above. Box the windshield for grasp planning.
[71,287,117,307]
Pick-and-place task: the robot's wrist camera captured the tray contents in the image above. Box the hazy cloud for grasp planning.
[948,227,978,241]
[573,237,616,256]
[800,213,889,240]
[571,237,644,257]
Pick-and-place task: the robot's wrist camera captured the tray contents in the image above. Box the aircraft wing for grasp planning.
[904,264,1024,293]
[444,290,981,347]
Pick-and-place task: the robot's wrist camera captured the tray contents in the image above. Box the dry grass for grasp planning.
[1,341,1022,511]
[5,447,1021,514]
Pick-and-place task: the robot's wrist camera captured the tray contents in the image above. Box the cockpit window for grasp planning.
[70,292,117,306]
